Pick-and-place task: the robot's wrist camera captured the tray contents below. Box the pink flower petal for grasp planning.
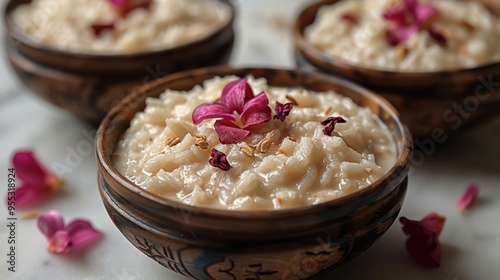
[37,210,65,239]
[38,211,103,254]
[241,92,272,127]
[457,184,479,211]
[209,148,231,171]
[385,25,419,46]
[383,4,408,25]
[221,78,254,113]
[192,103,235,125]
[405,234,440,268]
[400,212,446,268]
[383,0,440,46]
[413,4,439,25]
[49,230,71,253]
[14,183,52,208]
[214,119,250,144]
[404,0,417,11]
[12,151,49,185]
[65,220,103,251]
[241,106,272,128]
[242,91,271,112]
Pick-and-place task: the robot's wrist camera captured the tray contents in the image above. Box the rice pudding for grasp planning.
[306,0,500,71]
[11,0,230,53]
[113,76,396,210]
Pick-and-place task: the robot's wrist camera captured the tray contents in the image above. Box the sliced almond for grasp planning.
[240,144,255,157]
[396,45,409,61]
[285,95,299,106]
[21,211,40,220]
[165,136,181,147]
[323,107,333,116]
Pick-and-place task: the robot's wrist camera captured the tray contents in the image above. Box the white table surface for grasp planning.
[1,0,499,279]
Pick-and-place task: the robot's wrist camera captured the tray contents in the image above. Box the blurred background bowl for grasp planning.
[294,0,500,139]
[4,0,235,124]
[96,66,413,280]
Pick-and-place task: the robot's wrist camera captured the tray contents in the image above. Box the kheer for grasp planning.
[114,76,396,210]
[306,0,500,71]
[11,0,229,53]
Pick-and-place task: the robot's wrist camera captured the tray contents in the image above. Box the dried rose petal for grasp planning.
[321,117,346,136]
[273,102,294,122]
[383,0,440,46]
[340,13,358,24]
[209,149,231,171]
[400,212,446,268]
[90,23,115,37]
[7,151,63,208]
[37,210,103,254]
[192,79,272,144]
[457,184,479,211]
[427,28,447,46]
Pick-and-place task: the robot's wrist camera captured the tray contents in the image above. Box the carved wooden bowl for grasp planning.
[294,0,500,140]
[96,67,413,280]
[4,0,235,124]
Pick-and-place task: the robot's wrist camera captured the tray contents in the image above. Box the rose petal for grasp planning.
[241,106,272,128]
[49,230,71,253]
[91,23,115,37]
[405,234,441,268]
[192,103,235,125]
[457,184,479,211]
[221,78,254,113]
[400,212,446,268]
[214,119,250,144]
[209,149,231,171]
[274,102,294,122]
[413,4,439,25]
[427,28,447,46]
[65,220,103,251]
[37,210,65,239]
[12,151,50,185]
[321,116,346,136]
[419,212,446,236]
[241,92,272,127]
[385,25,419,46]
[13,183,52,208]
[383,4,408,25]
[404,0,417,12]
[242,91,271,112]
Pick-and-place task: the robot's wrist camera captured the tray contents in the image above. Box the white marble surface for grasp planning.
[1,0,499,279]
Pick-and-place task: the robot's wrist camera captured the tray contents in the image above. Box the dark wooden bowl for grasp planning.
[294,0,500,139]
[4,0,235,124]
[96,67,413,280]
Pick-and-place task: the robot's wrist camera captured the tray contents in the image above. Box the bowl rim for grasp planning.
[3,0,235,58]
[96,66,413,219]
[293,0,500,76]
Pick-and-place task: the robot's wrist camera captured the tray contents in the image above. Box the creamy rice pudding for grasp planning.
[114,76,396,210]
[11,0,229,53]
[306,0,500,71]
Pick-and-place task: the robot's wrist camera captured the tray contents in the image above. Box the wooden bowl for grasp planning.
[95,67,413,280]
[4,0,235,124]
[294,0,500,139]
